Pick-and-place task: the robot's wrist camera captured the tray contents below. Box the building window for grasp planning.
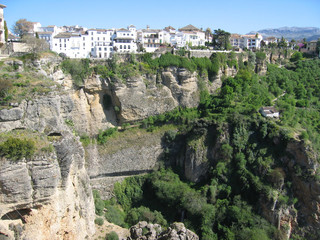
[120,45,122,49]
[124,45,126,49]
[128,45,131,49]
[98,37,99,40]
[83,43,85,46]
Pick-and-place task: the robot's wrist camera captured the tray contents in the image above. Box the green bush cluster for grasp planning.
[126,206,167,227]
[97,127,118,145]
[95,217,104,226]
[105,231,119,240]
[138,52,238,79]
[61,59,91,87]
[0,137,35,160]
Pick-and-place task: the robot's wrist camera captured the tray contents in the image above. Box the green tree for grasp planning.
[290,52,303,62]
[212,29,231,50]
[278,37,288,48]
[205,27,212,42]
[316,39,320,57]
[13,18,34,37]
[21,35,49,56]
[4,20,8,42]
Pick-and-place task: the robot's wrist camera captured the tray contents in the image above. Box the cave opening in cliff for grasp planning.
[1,208,32,223]
[47,132,62,137]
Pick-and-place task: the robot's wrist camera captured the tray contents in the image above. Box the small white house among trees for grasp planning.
[259,107,280,118]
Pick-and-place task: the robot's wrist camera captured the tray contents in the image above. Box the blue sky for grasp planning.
[2,0,320,34]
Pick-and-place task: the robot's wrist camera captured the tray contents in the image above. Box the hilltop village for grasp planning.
[0,2,318,60]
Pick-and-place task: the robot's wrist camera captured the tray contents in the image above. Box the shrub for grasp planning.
[97,127,118,145]
[126,206,167,226]
[80,134,91,146]
[105,231,119,240]
[93,190,105,216]
[61,59,91,87]
[255,51,266,62]
[0,137,35,160]
[290,52,303,62]
[95,217,104,226]
[164,129,177,144]
[0,79,13,98]
[105,205,126,227]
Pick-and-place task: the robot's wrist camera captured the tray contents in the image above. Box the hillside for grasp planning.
[248,26,320,41]
[0,50,319,240]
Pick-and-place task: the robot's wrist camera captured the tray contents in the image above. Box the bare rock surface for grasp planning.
[129,222,199,240]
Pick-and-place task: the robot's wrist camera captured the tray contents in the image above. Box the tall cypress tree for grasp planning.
[4,20,8,42]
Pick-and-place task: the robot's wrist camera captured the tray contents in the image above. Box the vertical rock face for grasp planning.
[0,94,95,239]
[259,140,320,238]
[283,141,320,236]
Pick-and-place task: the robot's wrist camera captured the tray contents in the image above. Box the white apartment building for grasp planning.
[138,27,163,52]
[88,29,114,59]
[52,32,89,58]
[177,24,206,47]
[230,33,263,50]
[113,26,137,53]
[38,25,62,48]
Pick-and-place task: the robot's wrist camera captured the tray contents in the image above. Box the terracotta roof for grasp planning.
[164,26,176,31]
[37,31,53,35]
[54,32,80,38]
[87,28,108,32]
[142,29,161,33]
[178,24,201,32]
[117,28,130,32]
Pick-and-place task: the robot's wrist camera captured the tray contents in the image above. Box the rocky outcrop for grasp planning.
[129,221,199,240]
[109,66,204,123]
[87,128,167,199]
[259,139,320,239]
[0,94,95,239]
[283,141,320,237]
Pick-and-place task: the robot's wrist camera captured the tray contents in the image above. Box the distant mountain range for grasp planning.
[248,27,320,41]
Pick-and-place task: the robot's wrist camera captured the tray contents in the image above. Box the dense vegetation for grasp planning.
[92,54,320,239]
[0,55,60,107]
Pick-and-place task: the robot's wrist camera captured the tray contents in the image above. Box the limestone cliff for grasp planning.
[0,94,95,239]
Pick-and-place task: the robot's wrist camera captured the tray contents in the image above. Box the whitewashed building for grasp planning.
[178,24,206,47]
[37,25,62,48]
[0,4,6,43]
[259,107,280,118]
[113,26,137,53]
[88,29,114,59]
[230,33,263,50]
[138,27,163,52]
[52,32,90,58]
